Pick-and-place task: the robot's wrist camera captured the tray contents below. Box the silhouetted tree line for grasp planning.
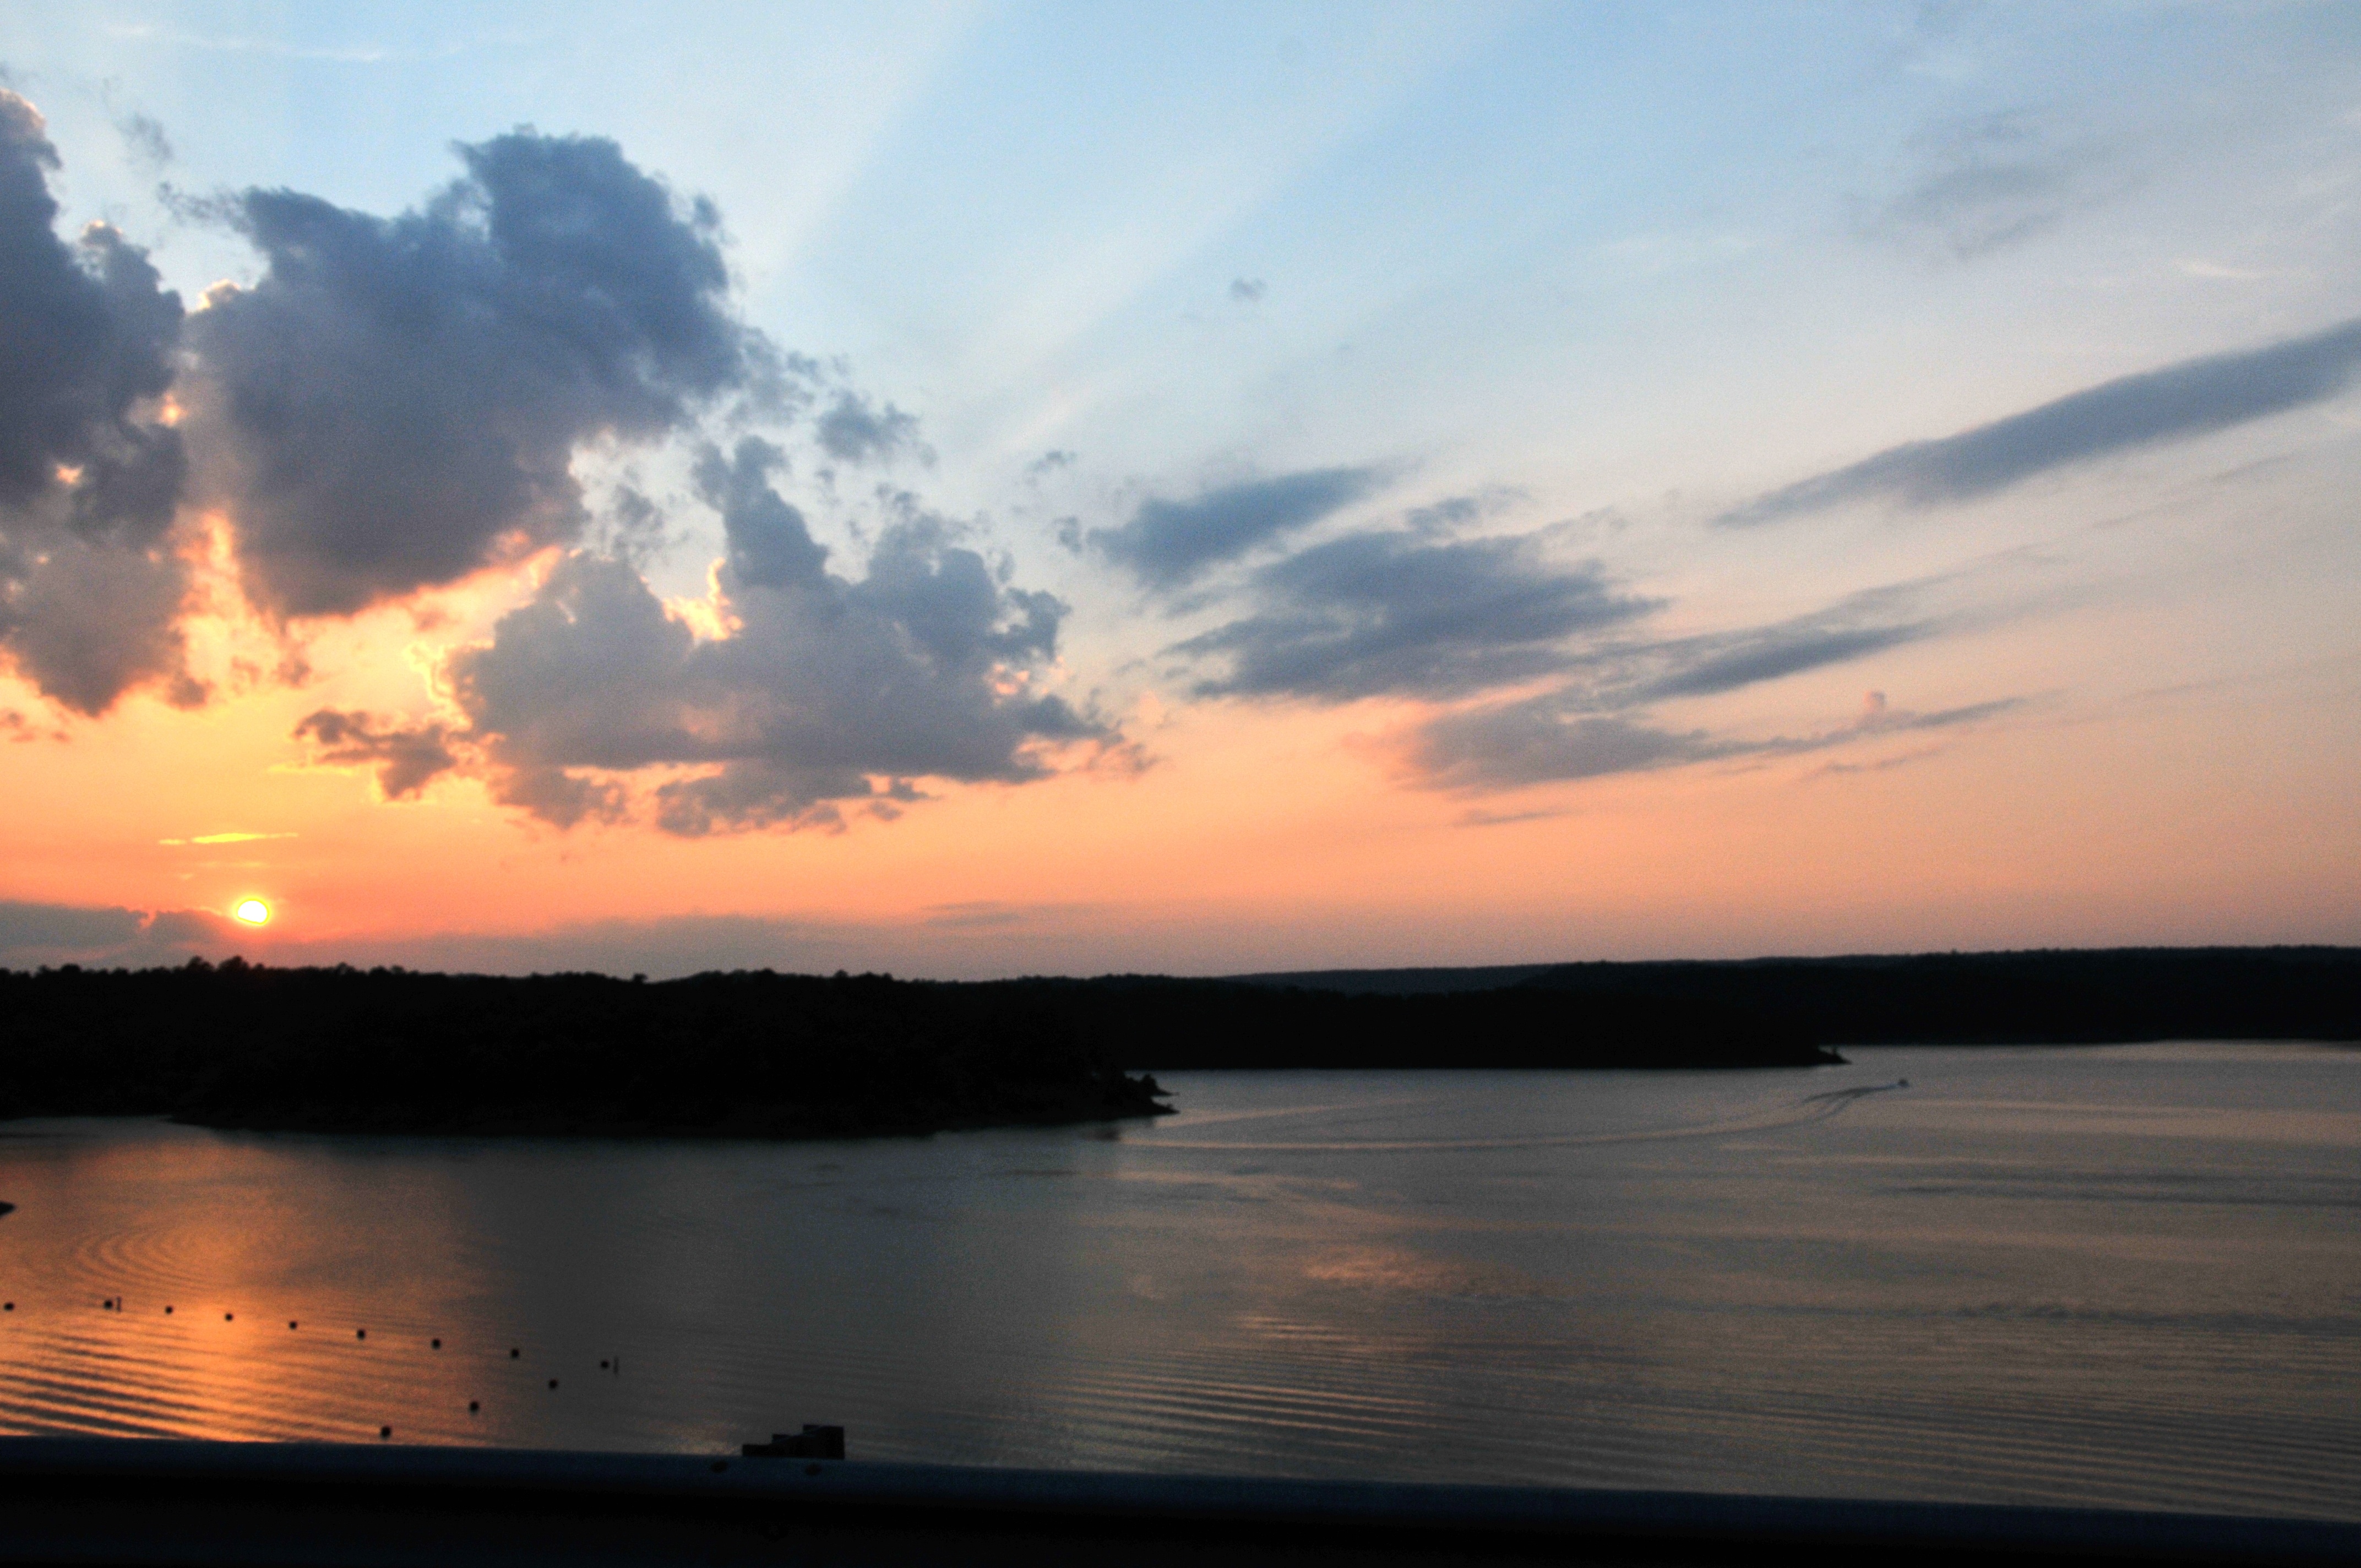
[0,962,1168,1136]
[1244,946,2361,1046]
[13,946,2321,1139]
[1505,947,2361,1044]
[0,958,1838,1136]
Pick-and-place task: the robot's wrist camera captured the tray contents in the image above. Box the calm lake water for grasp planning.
[0,1044,2354,1518]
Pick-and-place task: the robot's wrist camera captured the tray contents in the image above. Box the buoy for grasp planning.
[3,1303,13,1311]
[289,1321,298,1330]
[165,1306,173,1315]
[599,1359,608,1369]
[467,1400,480,1413]
[431,1338,441,1349]
[379,1426,391,1439]
[224,1313,233,1321]
[509,1348,519,1358]
[547,1379,558,1390]
[356,1329,367,1339]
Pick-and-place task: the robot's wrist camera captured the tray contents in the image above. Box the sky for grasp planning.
[1,1,2357,978]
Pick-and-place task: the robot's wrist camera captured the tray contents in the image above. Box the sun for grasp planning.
[232,899,272,927]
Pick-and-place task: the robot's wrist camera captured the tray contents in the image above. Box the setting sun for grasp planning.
[232,899,271,927]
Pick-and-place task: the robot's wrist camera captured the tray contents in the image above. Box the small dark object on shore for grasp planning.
[356,1329,366,1339]
[224,1313,232,1321]
[467,1401,478,1413]
[4,1303,12,1311]
[164,1306,172,1315]
[430,1338,440,1348]
[744,1425,845,1460]
[288,1321,297,1329]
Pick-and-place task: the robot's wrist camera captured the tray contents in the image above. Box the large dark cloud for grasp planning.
[1091,467,1379,590]
[301,449,1098,834]
[186,129,772,617]
[1174,529,1652,700]
[1724,317,2361,526]
[0,90,193,713]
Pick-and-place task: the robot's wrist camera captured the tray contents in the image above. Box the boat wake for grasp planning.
[1138,1079,1908,1153]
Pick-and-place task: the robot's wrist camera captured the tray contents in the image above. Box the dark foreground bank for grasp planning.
[0,1439,2350,1568]
[0,961,1832,1138]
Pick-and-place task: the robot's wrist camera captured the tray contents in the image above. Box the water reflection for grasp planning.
[0,1045,2352,1518]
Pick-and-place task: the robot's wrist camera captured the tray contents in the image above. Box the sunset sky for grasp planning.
[2,2,2358,977]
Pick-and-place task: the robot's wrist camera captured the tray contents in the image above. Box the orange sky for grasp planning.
[4,13,2360,977]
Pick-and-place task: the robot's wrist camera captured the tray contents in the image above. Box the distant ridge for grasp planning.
[1231,945,2361,1044]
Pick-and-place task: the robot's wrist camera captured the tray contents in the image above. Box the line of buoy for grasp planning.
[69,1300,630,1429]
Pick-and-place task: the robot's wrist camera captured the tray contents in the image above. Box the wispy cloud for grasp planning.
[158,831,299,846]
[1402,691,2024,793]
[1722,317,2361,526]
[104,24,469,66]
[1092,467,1382,591]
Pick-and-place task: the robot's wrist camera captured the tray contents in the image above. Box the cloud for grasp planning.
[290,707,460,799]
[1169,521,1941,712]
[1724,316,2361,526]
[814,391,926,465]
[691,436,826,589]
[1859,110,2108,260]
[0,899,246,966]
[0,899,145,955]
[1174,528,1653,701]
[159,831,298,845]
[114,111,172,168]
[302,452,1103,834]
[1228,276,1266,303]
[1409,709,1731,791]
[1567,588,1940,707]
[184,128,773,618]
[0,89,194,713]
[1402,688,2021,792]
[1091,467,1380,591]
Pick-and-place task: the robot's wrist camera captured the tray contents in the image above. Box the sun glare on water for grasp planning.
[232,899,271,927]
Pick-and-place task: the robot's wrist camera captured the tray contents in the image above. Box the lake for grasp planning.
[0,1044,2352,1518]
